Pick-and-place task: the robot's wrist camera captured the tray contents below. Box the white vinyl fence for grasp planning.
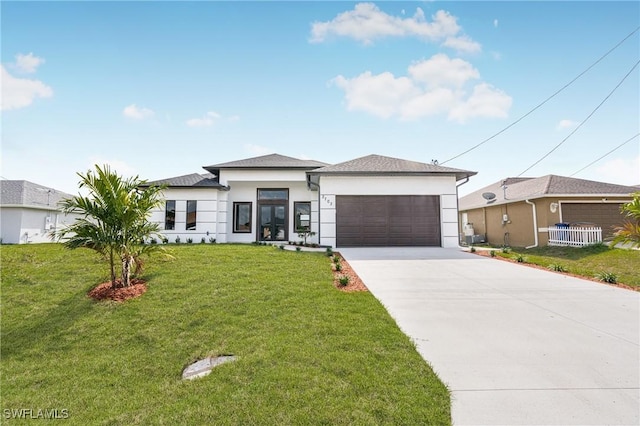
[548,225,602,247]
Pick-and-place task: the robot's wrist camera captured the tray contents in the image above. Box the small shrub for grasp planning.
[149,238,158,245]
[326,247,333,257]
[332,255,340,263]
[186,238,193,244]
[514,254,527,263]
[334,262,342,272]
[338,276,349,286]
[174,236,181,244]
[209,237,216,244]
[548,263,568,272]
[595,271,618,284]
[162,237,169,244]
[470,246,476,253]
[279,245,285,250]
[489,250,496,258]
[200,237,206,244]
[295,246,301,252]
[501,246,511,253]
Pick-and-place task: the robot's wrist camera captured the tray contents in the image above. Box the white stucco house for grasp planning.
[143,153,476,248]
[0,180,78,244]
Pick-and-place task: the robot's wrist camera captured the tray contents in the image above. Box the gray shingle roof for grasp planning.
[204,153,329,170]
[460,175,637,210]
[309,154,476,180]
[143,173,225,188]
[0,180,73,209]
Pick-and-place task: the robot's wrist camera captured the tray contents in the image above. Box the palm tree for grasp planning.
[611,192,640,249]
[54,165,165,289]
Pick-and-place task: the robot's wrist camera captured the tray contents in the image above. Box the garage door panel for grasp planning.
[336,195,441,247]
[562,203,625,238]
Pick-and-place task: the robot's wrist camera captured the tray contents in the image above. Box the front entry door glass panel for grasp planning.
[260,205,286,241]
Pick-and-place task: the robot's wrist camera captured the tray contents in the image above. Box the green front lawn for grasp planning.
[497,245,640,289]
[1,244,449,425]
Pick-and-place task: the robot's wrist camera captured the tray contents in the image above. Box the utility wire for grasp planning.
[440,26,640,165]
[517,59,639,177]
[570,133,640,177]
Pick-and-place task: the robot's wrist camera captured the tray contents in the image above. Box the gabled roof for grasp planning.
[460,175,637,210]
[0,180,73,209]
[142,173,226,188]
[309,154,476,180]
[204,153,329,171]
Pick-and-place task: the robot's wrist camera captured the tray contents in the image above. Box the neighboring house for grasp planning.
[458,175,637,248]
[0,180,77,244]
[144,153,476,248]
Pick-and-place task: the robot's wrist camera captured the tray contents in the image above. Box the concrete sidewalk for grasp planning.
[340,247,640,426]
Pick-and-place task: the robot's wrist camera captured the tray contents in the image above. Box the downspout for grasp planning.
[456,176,470,247]
[525,199,538,249]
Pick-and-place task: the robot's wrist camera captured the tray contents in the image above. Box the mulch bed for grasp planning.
[88,279,148,302]
[332,252,368,292]
[470,249,636,291]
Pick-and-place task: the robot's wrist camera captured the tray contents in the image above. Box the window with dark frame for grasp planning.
[258,189,288,200]
[165,200,176,230]
[186,200,197,230]
[233,202,252,233]
[294,202,311,232]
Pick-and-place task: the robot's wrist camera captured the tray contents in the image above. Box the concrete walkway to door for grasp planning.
[339,247,639,426]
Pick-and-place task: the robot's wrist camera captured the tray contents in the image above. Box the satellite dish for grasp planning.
[482,192,496,201]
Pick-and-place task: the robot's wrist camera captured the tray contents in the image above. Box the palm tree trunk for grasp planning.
[109,248,117,290]
[121,255,132,287]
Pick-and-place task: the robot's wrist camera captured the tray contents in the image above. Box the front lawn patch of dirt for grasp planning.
[88,279,147,302]
[332,253,368,292]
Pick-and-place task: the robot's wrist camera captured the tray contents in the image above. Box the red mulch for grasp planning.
[332,253,368,293]
[87,279,148,302]
[471,250,636,291]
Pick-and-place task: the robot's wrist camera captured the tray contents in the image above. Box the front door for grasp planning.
[259,204,287,241]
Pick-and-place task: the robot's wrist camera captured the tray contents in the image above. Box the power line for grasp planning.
[517,59,639,177]
[440,26,640,165]
[570,133,640,177]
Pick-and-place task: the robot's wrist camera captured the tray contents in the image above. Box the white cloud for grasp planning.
[227,115,240,122]
[13,53,45,73]
[494,19,499,28]
[332,54,511,123]
[442,35,482,54]
[408,54,479,88]
[448,83,512,123]
[1,65,53,111]
[556,119,578,130]
[186,111,221,127]
[333,72,418,119]
[244,144,273,156]
[123,104,154,120]
[310,3,480,53]
[595,156,640,186]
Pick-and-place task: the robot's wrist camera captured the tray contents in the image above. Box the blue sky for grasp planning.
[2,1,639,196]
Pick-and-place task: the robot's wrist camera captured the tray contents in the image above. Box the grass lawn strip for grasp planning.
[1,244,450,425]
[475,245,639,290]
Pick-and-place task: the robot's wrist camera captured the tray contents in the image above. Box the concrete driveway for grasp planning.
[339,247,639,426]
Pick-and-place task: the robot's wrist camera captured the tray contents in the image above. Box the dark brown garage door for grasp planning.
[336,195,441,247]
[562,203,625,238]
